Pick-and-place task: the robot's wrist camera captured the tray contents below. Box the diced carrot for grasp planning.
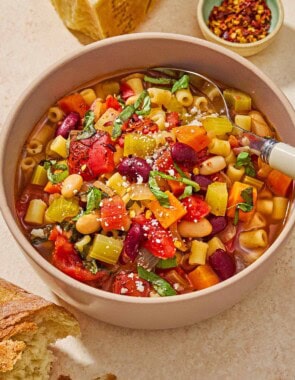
[188,264,220,290]
[227,181,257,222]
[173,126,211,152]
[147,191,187,229]
[228,134,239,148]
[266,169,292,197]
[44,181,62,194]
[58,93,89,118]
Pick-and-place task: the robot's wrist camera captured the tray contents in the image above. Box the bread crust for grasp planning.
[0,278,80,375]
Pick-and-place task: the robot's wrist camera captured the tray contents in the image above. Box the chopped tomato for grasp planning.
[112,272,150,297]
[105,95,121,111]
[135,217,175,259]
[44,181,62,194]
[68,132,115,181]
[120,81,135,100]
[154,149,173,172]
[181,195,210,222]
[166,112,180,129]
[58,93,89,118]
[101,195,131,232]
[122,117,158,134]
[50,232,109,285]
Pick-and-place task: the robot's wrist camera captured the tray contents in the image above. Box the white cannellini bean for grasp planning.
[61,174,83,198]
[199,156,226,175]
[76,213,101,234]
[178,219,212,238]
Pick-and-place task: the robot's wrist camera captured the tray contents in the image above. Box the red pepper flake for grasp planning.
[208,0,272,44]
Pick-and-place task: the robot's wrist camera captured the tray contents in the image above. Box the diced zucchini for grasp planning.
[106,172,128,196]
[202,117,233,135]
[50,135,68,158]
[31,165,48,186]
[45,196,79,223]
[189,240,208,265]
[234,114,252,131]
[123,133,156,157]
[24,199,47,225]
[223,89,252,112]
[88,234,123,265]
[205,182,228,216]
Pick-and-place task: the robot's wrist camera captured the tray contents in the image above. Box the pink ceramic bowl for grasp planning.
[1,33,295,329]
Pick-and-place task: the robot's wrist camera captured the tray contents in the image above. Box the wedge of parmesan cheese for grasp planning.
[51,0,153,40]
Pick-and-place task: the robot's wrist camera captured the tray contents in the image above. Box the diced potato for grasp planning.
[189,240,208,265]
[223,89,252,112]
[205,182,228,216]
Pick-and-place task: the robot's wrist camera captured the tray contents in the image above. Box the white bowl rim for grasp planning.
[1,32,295,305]
[197,0,284,48]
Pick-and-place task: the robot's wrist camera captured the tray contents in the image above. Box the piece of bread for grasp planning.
[0,278,80,380]
[50,0,153,40]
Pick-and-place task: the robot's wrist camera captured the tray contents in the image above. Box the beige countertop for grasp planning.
[0,1,295,379]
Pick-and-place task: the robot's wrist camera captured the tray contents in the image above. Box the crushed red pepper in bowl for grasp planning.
[208,0,272,43]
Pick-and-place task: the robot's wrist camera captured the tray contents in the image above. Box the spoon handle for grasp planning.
[261,139,295,178]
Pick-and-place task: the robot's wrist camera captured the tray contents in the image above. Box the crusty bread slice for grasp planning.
[50,0,153,40]
[0,278,80,380]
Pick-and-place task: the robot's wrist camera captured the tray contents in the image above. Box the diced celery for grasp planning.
[123,133,156,157]
[75,235,91,254]
[31,165,48,186]
[189,240,208,265]
[205,182,228,216]
[45,196,79,223]
[50,135,68,158]
[24,199,47,225]
[234,114,252,131]
[207,237,226,256]
[106,172,127,196]
[88,234,123,265]
[202,117,233,135]
[223,89,252,112]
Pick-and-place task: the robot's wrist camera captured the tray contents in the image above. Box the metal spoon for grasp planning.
[151,67,295,179]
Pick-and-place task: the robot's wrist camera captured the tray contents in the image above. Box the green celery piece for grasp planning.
[223,89,252,112]
[143,75,175,85]
[123,133,156,157]
[137,266,177,296]
[88,234,123,265]
[46,196,79,223]
[31,165,48,186]
[156,257,177,269]
[171,74,190,93]
[202,117,233,135]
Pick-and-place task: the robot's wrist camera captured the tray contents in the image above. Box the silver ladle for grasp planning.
[151,67,295,179]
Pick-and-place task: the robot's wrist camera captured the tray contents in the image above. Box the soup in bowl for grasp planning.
[1,33,295,329]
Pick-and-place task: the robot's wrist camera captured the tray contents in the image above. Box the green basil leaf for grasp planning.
[83,259,99,275]
[241,187,253,206]
[135,91,151,116]
[233,187,254,225]
[46,161,69,184]
[77,110,96,140]
[171,74,190,93]
[137,266,177,296]
[173,162,189,179]
[235,152,256,177]
[112,105,135,139]
[148,175,170,207]
[233,207,239,226]
[179,186,193,200]
[245,164,256,177]
[143,75,175,85]
[151,170,200,192]
[85,187,102,214]
[156,256,177,269]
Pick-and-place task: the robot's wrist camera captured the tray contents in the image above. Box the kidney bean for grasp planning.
[56,112,80,138]
[191,175,212,191]
[208,215,227,235]
[209,249,235,280]
[123,223,144,261]
[171,142,198,168]
[117,157,151,183]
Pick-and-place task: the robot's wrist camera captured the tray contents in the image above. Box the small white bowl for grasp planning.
[197,0,284,57]
[1,33,295,329]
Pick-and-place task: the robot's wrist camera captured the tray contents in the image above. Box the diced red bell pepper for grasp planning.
[105,95,122,111]
[50,232,109,285]
[100,195,131,232]
[135,216,176,259]
[58,93,89,118]
[181,195,210,222]
[68,132,115,181]
[112,272,150,297]
[120,81,135,100]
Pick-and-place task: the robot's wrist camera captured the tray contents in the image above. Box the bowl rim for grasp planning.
[1,32,295,305]
[197,0,284,49]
